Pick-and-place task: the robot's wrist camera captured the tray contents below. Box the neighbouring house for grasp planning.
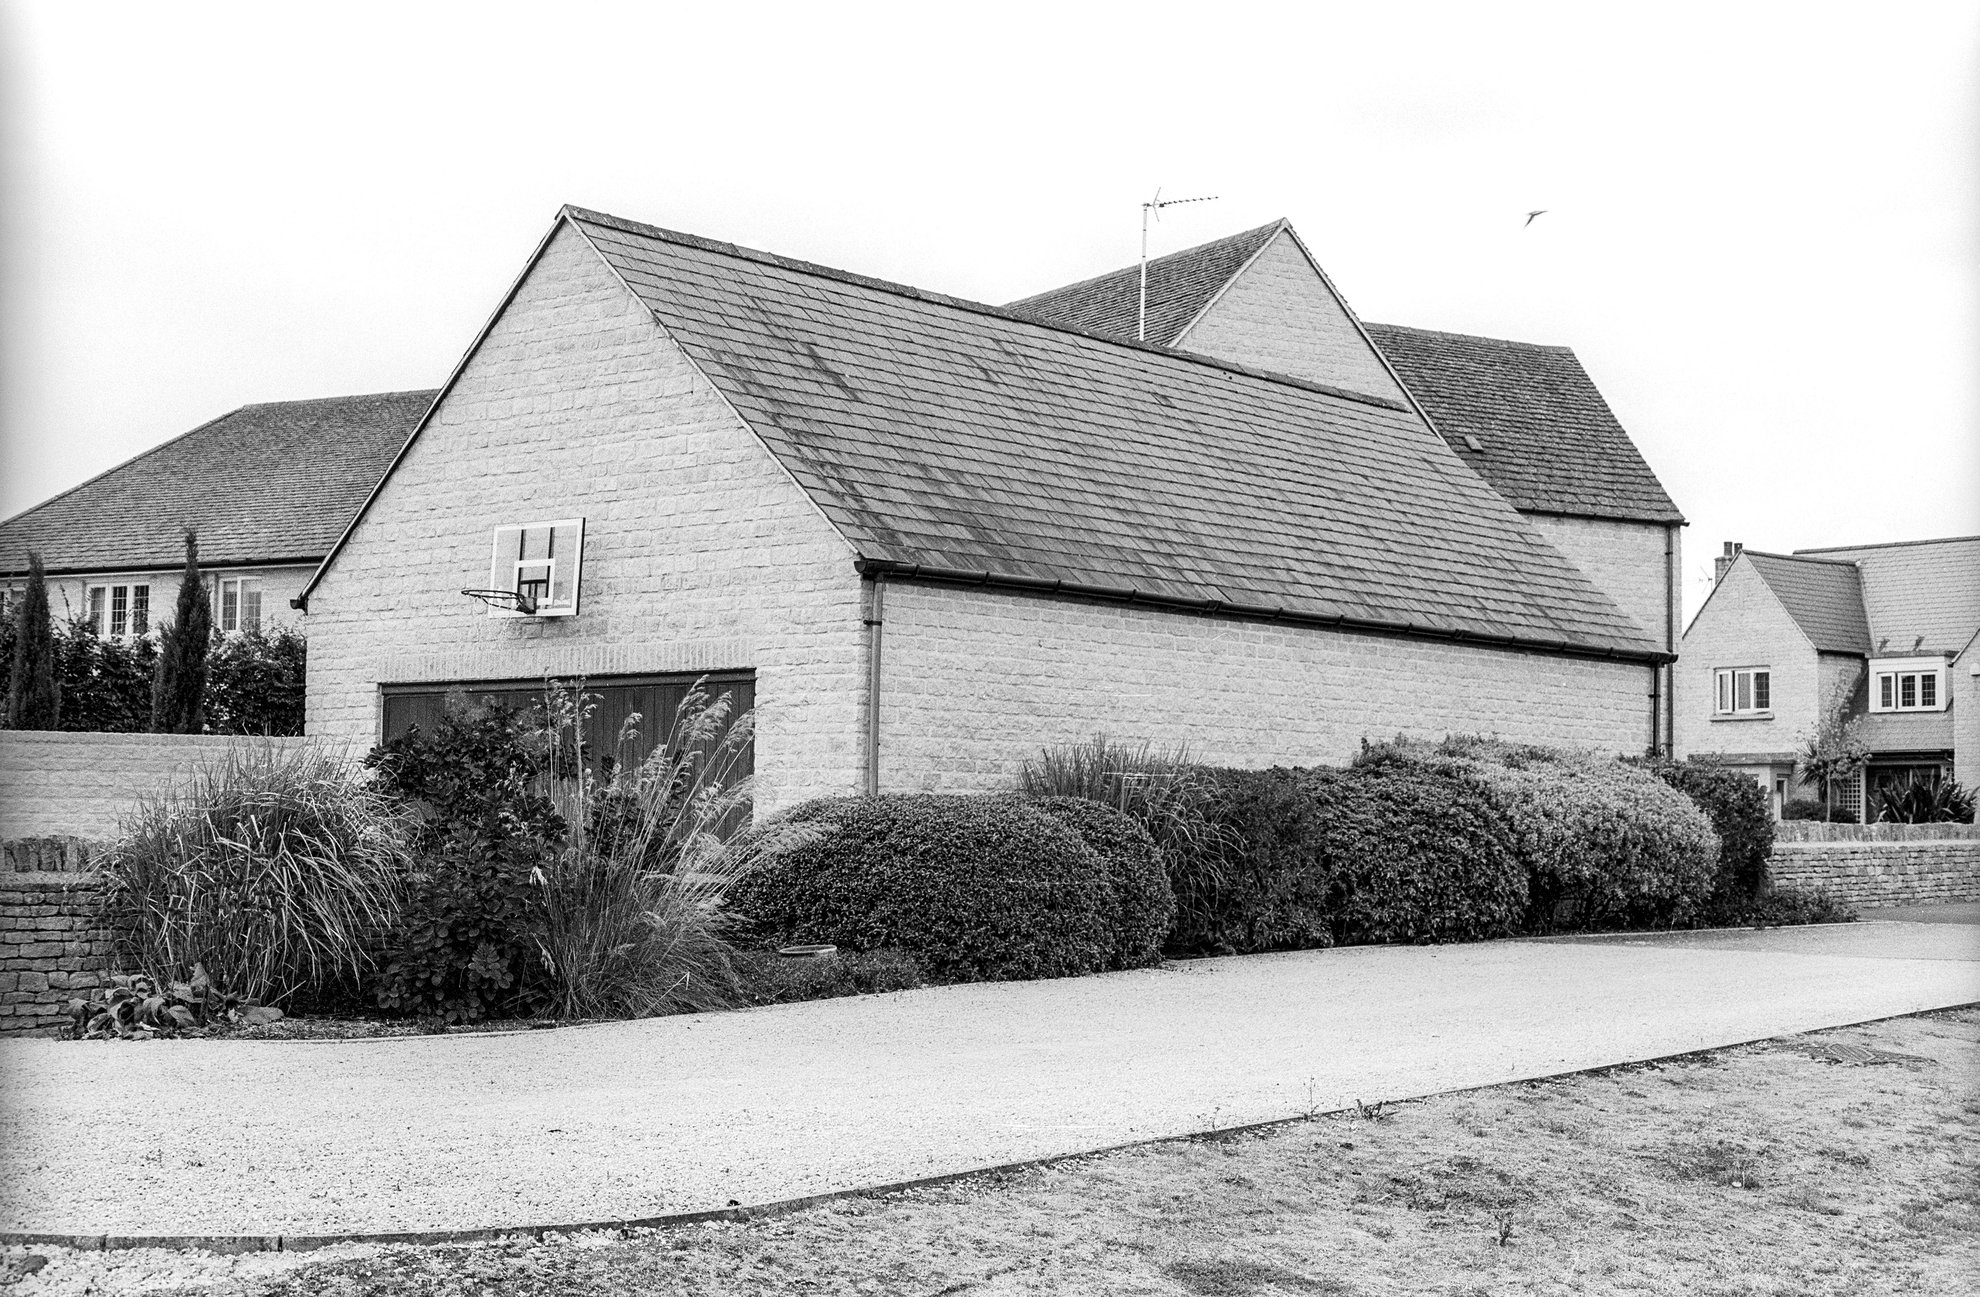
[0,391,434,645]
[1675,535,1980,818]
[1007,220,1687,748]
[295,206,1672,814]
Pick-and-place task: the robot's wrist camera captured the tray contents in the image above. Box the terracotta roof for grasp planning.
[1792,536,1980,657]
[1363,325,1684,524]
[0,390,434,577]
[550,208,1659,661]
[1742,552,1873,655]
[1003,221,1285,346]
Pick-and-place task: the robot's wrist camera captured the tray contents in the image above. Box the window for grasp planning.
[86,583,151,641]
[215,577,263,634]
[1713,667,1771,716]
[485,518,585,617]
[1870,658,1946,713]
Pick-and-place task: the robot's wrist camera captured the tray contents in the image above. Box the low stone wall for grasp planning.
[0,872,112,1036]
[1772,839,1980,909]
[0,731,322,842]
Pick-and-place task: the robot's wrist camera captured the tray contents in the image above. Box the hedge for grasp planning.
[1027,795,1176,970]
[1639,759,1773,907]
[727,794,1119,983]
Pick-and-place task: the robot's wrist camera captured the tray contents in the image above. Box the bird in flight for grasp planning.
[1523,210,1548,227]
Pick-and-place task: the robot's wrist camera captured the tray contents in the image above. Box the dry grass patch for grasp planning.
[10,1009,1977,1296]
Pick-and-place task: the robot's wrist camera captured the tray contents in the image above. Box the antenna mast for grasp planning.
[1139,189,1218,341]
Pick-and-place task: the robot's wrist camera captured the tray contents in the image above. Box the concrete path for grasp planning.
[3,917,1975,1240]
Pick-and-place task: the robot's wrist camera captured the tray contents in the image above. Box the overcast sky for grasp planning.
[2,2,1975,620]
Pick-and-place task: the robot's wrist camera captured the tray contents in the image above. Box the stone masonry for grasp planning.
[0,872,111,1036]
[0,732,317,842]
[1676,558,1818,761]
[1771,840,1980,909]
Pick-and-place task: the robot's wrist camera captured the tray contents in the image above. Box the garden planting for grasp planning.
[73,697,1846,1038]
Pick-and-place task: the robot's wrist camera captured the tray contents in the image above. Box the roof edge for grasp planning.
[855,558,1673,666]
[1002,219,1287,320]
[1794,534,1980,555]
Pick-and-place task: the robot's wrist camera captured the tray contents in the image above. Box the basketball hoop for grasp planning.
[462,588,538,614]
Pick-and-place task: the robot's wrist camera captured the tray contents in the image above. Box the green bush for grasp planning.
[99,742,411,1005]
[1875,777,1975,825]
[727,794,1117,983]
[54,618,156,733]
[1026,796,1175,969]
[734,948,925,1005]
[1642,759,1774,906]
[1172,767,1337,954]
[1740,885,1856,926]
[1361,739,1719,930]
[206,626,307,736]
[366,693,563,1022]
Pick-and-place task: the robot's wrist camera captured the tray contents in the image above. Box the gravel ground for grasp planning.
[5,1008,1973,1296]
[1,919,1974,1240]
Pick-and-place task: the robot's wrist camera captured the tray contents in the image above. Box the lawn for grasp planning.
[6,1008,1975,1296]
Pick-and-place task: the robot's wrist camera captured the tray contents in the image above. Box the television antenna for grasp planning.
[1138,188,1218,341]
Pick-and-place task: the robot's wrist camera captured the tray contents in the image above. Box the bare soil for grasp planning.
[7,1008,1975,1296]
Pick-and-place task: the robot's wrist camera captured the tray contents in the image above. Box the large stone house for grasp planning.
[296,207,1676,812]
[0,392,433,642]
[1676,536,1980,817]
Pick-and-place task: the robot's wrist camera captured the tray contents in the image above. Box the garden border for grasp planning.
[7,1003,1971,1256]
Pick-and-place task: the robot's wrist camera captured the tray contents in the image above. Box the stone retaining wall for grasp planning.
[0,872,111,1036]
[1772,840,1980,909]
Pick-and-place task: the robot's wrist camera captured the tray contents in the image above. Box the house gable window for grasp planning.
[1870,657,1946,713]
[216,577,263,634]
[86,583,151,641]
[1713,666,1771,716]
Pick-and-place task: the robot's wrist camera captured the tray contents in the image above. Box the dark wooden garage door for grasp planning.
[379,672,754,778]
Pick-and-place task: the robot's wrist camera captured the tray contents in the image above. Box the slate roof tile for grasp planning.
[1002,221,1284,345]
[1743,551,1874,655]
[0,390,434,576]
[566,208,1659,660]
[1792,536,1980,657]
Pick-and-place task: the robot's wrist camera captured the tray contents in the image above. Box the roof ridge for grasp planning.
[1001,218,1287,308]
[561,206,1409,413]
[1743,548,1862,568]
[1366,321,1573,353]
[235,388,439,411]
[1794,535,1980,554]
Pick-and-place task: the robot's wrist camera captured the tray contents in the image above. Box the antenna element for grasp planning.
[1139,189,1219,341]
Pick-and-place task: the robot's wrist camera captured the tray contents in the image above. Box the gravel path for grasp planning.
[3,919,1974,1240]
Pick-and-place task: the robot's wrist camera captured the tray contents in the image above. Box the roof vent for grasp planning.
[1462,435,1485,453]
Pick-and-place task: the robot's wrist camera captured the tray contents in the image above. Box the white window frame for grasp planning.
[1713,666,1772,716]
[86,582,152,642]
[485,518,585,618]
[214,576,264,635]
[1869,656,1947,713]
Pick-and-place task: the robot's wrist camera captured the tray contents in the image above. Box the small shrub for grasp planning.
[1782,797,1831,822]
[206,625,307,736]
[1025,796,1175,969]
[728,794,1117,983]
[99,742,411,1005]
[1740,886,1857,926]
[55,618,155,733]
[1643,759,1774,906]
[69,966,283,1040]
[1875,777,1975,825]
[734,948,925,1005]
[1173,766,1338,955]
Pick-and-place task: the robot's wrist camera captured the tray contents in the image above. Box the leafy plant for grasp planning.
[1796,700,1869,822]
[1024,796,1175,970]
[5,550,59,730]
[734,948,924,1005]
[99,742,412,1005]
[150,529,212,734]
[206,624,307,736]
[68,966,284,1040]
[1875,776,1975,825]
[1641,758,1774,906]
[55,616,157,732]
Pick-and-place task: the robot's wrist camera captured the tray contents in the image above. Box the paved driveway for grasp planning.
[2,916,1974,1240]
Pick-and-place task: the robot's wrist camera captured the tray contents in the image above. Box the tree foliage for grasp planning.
[150,530,211,734]
[5,552,60,730]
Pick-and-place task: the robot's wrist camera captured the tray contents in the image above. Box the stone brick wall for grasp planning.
[303,222,868,814]
[1676,558,1817,761]
[0,872,110,1036]
[1776,822,1980,843]
[1524,517,1672,651]
[1177,230,1406,402]
[1771,840,1980,908]
[0,732,317,841]
[877,581,1656,792]
[1956,656,1979,789]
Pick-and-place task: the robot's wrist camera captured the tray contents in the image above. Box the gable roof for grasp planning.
[0,390,435,577]
[1741,551,1873,655]
[1792,536,1980,657]
[1003,221,1286,346]
[524,208,1652,660]
[1362,325,1684,525]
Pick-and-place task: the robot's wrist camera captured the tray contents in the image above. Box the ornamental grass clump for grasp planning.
[99,742,412,1006]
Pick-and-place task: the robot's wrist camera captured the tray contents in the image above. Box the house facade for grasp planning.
[1008,221,1686,750]
[0,392,432,645]
[1676,536,1980,817]
[298,208,1670,814]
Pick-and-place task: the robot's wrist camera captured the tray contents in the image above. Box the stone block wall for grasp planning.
[1771,840,1980,908]
[0,873,111,1036]
[0,732,317,841]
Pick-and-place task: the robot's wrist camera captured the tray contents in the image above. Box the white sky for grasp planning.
[2,1,1975,621]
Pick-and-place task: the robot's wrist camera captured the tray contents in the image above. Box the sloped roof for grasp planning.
[544,208,1658,660]
[1363,325,1684,524]
[1003,221,1285,346]
[1792,536,1980,656]
[0,390,434,577]
[1858,709,1954,755]
[1742,551,1873,654]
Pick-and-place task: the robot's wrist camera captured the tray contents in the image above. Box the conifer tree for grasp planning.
[151,530,211,734]
[5,552,59,729]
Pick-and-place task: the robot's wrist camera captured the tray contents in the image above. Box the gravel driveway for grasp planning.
[3,918,1974,1241]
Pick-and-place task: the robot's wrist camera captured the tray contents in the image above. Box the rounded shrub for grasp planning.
[727,794,1117,983]
[1173,767,1337,955]
[1026,796,1176,969]
[1641,759,1774,909]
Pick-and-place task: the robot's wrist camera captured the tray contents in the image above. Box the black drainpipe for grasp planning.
[864,574,887,795]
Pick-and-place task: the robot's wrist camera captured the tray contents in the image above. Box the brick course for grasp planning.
[0,872,112,1036]
[1771,840,1980,909]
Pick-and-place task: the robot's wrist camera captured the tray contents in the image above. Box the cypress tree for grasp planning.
[5,552,59,729]
[151,529,211,734]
